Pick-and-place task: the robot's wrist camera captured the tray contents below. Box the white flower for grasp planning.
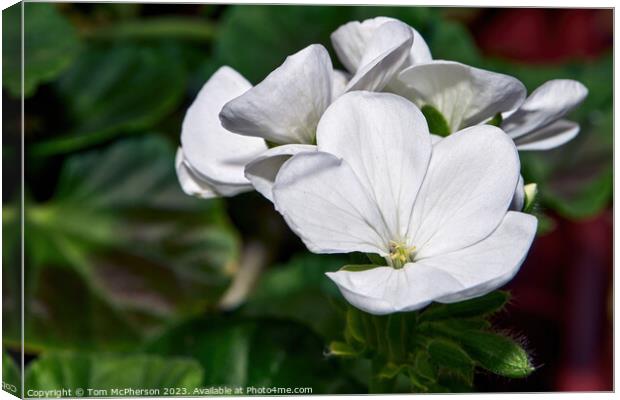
[272,91,537,315]
[397,60,526,133]
[501,79,588,150]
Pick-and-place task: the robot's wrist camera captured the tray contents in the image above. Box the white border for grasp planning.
[0,1,615,400]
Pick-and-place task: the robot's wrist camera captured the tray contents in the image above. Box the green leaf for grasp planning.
[3,3,80,97]
[215,6,352,83]
[3,352,21,397]
[420,291,509,321]
[32,43,186,155]
[25,353,203,395]
[488,54,612,220]
[83,17,215,42]
[421,105,451,137]
[453,331,534,378]
[242,253,346,339]
[427,20,481,65]
[143,317,358,393]
[5,136,240,352]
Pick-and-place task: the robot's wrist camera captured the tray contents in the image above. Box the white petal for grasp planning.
[409,125,520,259]
[317,91,431,240]
[219,44,333,145]
[332,69,350,99]
[330,17,394,72]
[331,17,431,71]
[430,134,443,145]
[429,212,538,303]
[409,27,432,65]
[510,175,525,211]
[181,67,267,187]
[502,79,588,139]
[515,119,580,151]
[272,152,391,255]
[345,21,413,92]
[176,148,250,198]
[244,144,316,202]
[327,211,536,315]
[326,263,464,315]
[175,148,217,199]
[398,60,526,132]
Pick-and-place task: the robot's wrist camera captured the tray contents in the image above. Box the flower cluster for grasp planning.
[176,17,587,315]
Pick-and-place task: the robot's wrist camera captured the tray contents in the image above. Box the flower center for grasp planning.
[388,241,416,269]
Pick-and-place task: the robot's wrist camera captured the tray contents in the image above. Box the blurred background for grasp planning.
[2,3,613,394]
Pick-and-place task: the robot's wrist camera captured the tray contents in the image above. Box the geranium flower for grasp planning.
[272,91,537,315]
[501,79,588,150]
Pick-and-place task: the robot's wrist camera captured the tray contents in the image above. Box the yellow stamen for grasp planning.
[388,241,416,269]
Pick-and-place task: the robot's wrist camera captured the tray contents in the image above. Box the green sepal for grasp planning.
[266,140,280,149]
[419,318,491,334]
[366,253,387,266]
[436,371,474,393]
[421,104,451,137]
[340,264,379,272]
[346,307,366,344]
[385,314,407,362]
[420,291,510,321]
[427,338,474,373]
[327,341,362,357]
[413,352,436,382]
[377,362,406,380]
[486,113,503,127]
[428,339,475,386]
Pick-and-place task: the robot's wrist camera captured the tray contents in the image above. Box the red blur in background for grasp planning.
[468,8,613,392]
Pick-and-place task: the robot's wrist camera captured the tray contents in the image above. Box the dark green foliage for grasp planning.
[143,317,361,393]
[3,3,80,97]
[4,136,240,352]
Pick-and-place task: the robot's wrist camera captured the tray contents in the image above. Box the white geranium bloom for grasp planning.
[272,92,537,315]
[501,79,588,150]
[397,60,526,134]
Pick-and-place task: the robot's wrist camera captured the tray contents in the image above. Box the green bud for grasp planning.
[523,183,538,213]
